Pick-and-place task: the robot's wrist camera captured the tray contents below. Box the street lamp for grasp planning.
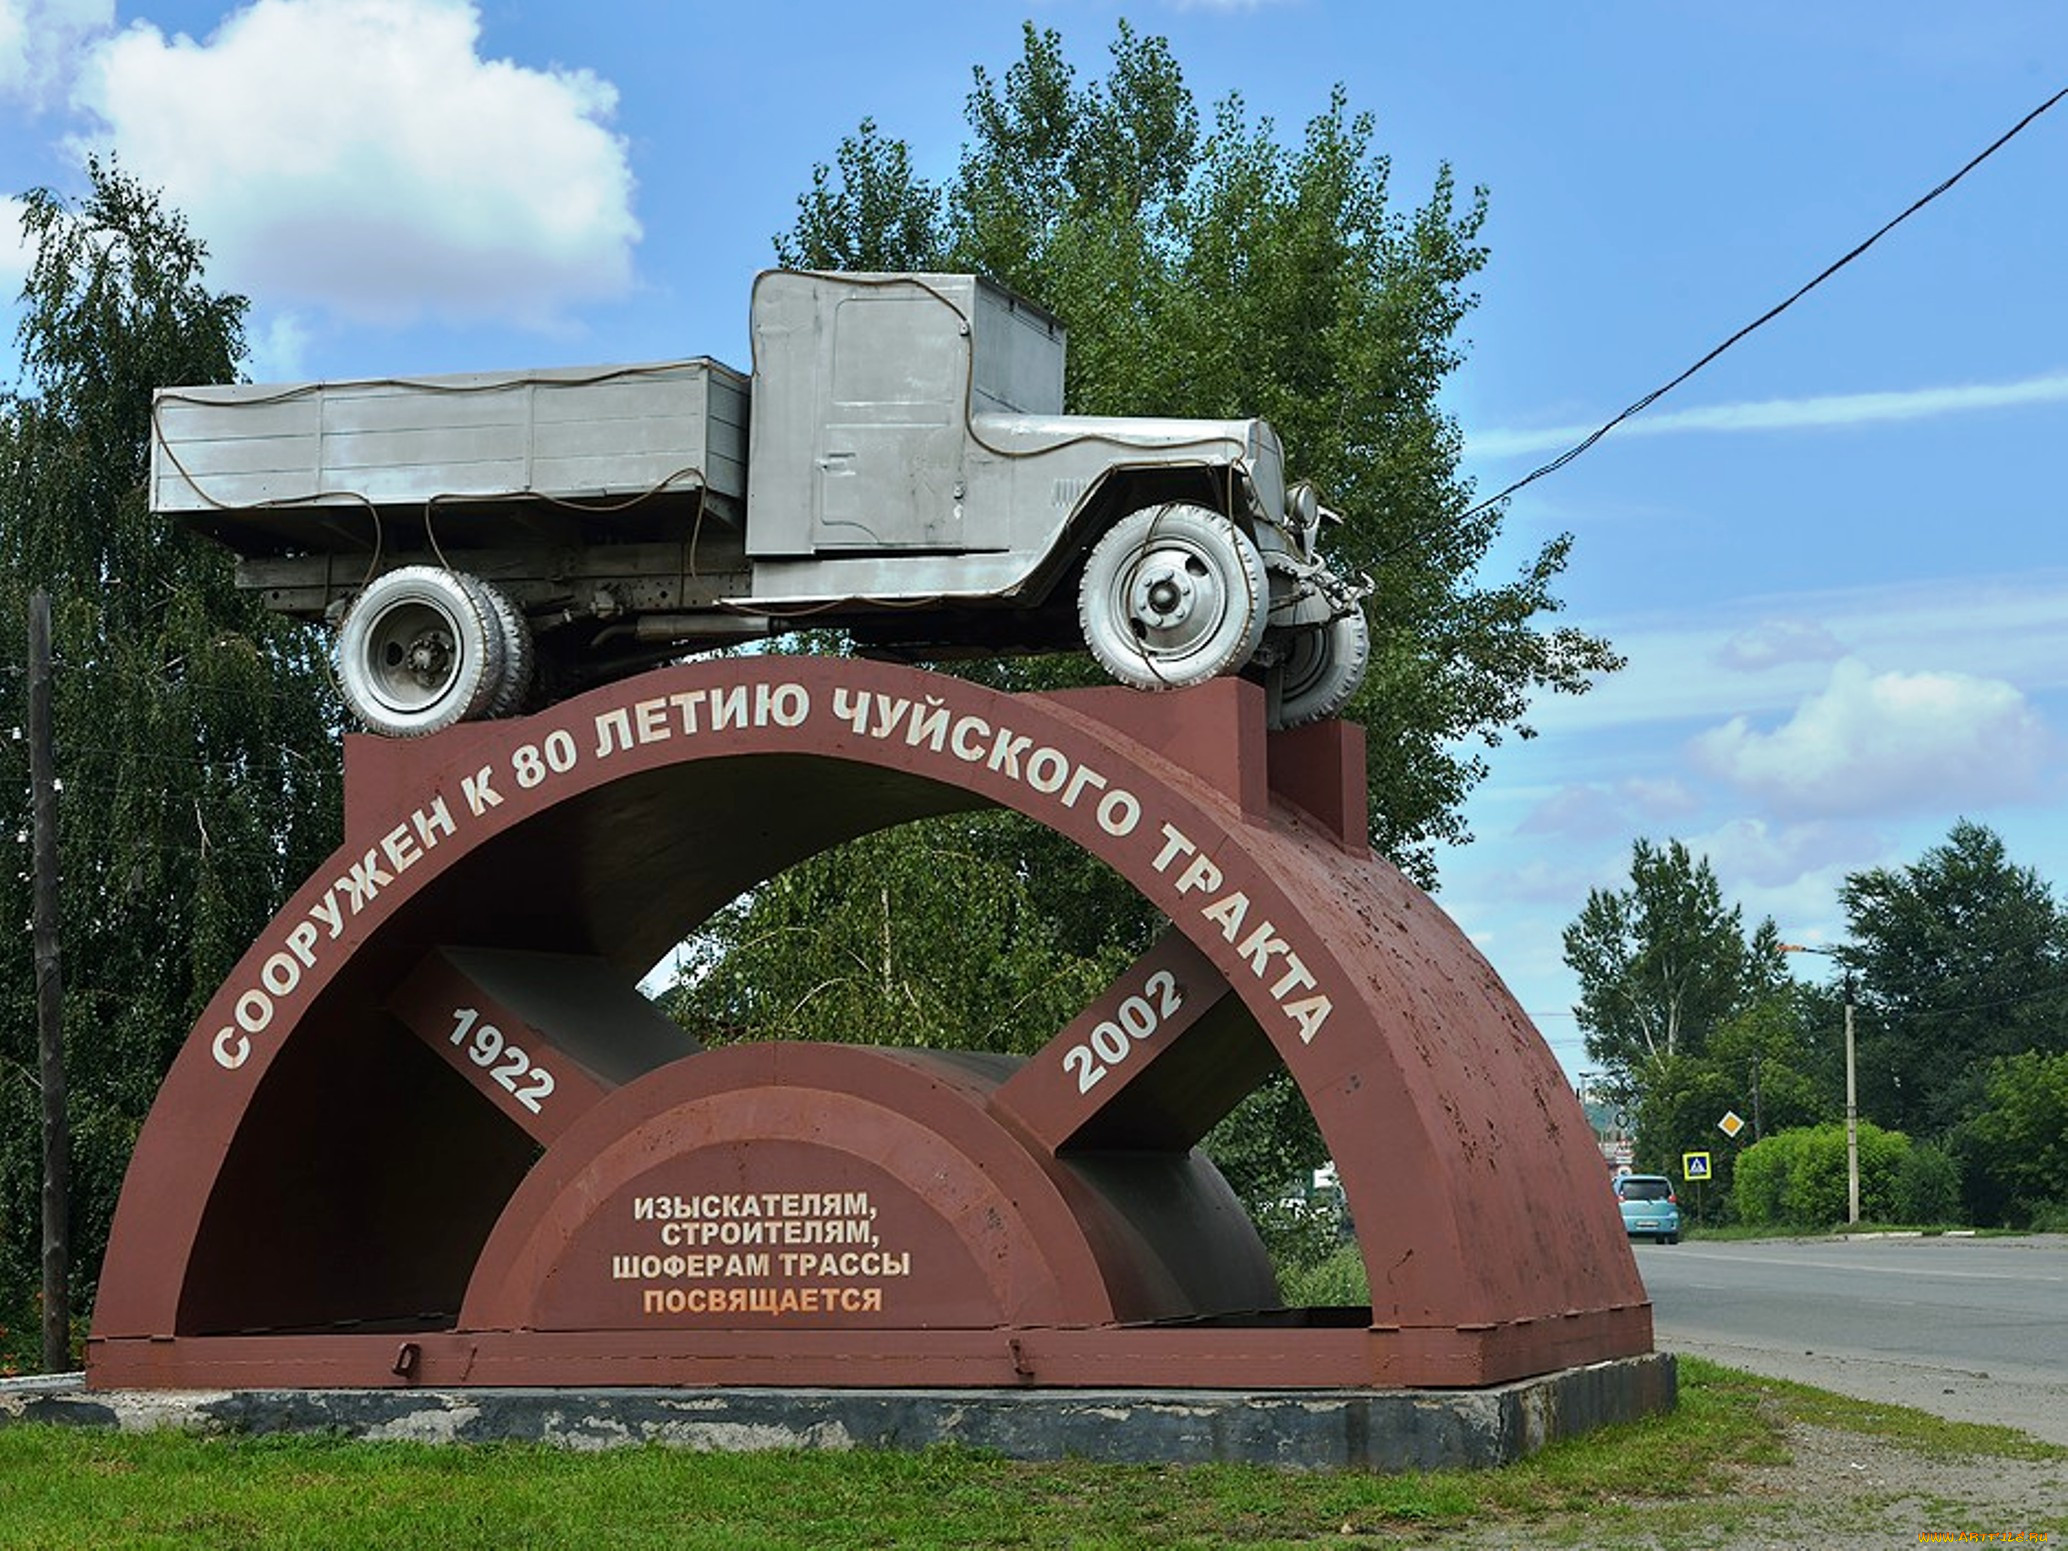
[1780,942,1859,1225]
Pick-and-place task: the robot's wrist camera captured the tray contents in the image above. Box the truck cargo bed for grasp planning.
[152,358,749,558]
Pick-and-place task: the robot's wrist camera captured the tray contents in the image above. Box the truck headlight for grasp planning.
[1286,481,1319,536]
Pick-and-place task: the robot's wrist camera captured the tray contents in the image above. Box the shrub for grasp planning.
[1891,1142,1963,1225]
[1731,1121,1918,1228]
[1279,1242,1369,1306]
[1250,1193,1347,1278]
[1966,1050,2068,1227]
[2026,1200,2068,1234]
[1732,1131,1797,1227]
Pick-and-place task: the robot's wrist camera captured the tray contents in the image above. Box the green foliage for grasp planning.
[1630,1052,1740,1223]
[2027,1199,2068,1234]
[1564,838,1785,1103]
[0,160,341,1339]
[1634,992,1843,1222]
[1889,1141,1963,1225]
[775,118,944,272]
[1714,994,1836,1137]
[1730,1122,1913,1228]
[744,19,1622,1238]
[1729,1131,1789,1227]
[1199,1071,1325,1207]
[776,20,1619,877]
[1839,819,2068,1138]
[1276,1240,1368,1307]
[1590,821,2068,1232]
[1963,1048,2068,1226]
[662,813,1149,1053]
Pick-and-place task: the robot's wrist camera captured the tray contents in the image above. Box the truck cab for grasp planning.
[152,271,1370,736]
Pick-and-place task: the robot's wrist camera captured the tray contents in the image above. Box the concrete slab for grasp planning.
[3,1353,1673,1471]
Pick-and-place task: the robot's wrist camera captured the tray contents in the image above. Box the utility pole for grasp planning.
[1841,970,1859,1226]
[28,589,70,1372]
[1781,942,1860,1226]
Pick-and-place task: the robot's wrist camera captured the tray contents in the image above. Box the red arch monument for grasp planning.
[89,657,1650,1391]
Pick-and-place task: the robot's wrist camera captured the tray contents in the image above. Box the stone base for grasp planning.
[3,1353,1673,1471]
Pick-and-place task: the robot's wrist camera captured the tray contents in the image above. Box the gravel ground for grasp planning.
[1738,1419,2066,1543]
[1665,1333,2068,1449]
[1427,1408,2066,1550]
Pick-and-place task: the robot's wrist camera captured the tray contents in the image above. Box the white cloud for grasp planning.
[1469,370,2068,460]
[1518,776,1699,839]
[1715,618,1846,674]
[246,310,313,380]
[0,196,31,296]
[1682,815,1862,894]
[1523,570,2068,737]
[71,0,639,329]
[1692,657,2055,818]
[0,0,110,109]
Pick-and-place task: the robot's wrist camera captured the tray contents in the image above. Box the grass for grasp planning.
[5,1358,2052,1550]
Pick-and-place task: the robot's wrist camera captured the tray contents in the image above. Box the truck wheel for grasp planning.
[1078,504,1268,691]
[463,573,534,720]
[335,566,530,736]
[1270,608,1371,730]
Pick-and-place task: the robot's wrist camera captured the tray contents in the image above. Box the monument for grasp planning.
[78,273,1669,1464]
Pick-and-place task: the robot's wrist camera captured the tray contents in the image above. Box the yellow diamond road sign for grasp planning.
[1719,1111,1746,1139]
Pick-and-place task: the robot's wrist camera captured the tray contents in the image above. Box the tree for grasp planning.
[1960,1049,2068,1226]
[0,160,342,1358]
[1838,820,2068,1138]
[1710,992,1836,1143]
[1563,838,1784,1106]
[662,813,1141,1053]
[1627,1051,1738,1224]
[695,23,1621,1254]
[1629,991,1835,1222]
[778,118,945,273]
[774,20,1620,876]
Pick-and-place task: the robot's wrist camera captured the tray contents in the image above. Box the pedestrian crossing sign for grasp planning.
[1682,1151,1712,1181]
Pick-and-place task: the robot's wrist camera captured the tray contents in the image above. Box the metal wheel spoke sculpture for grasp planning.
[91,659,1650,1392]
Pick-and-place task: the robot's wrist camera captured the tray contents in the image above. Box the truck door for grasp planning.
[746,274,967,557]
[814,287,966,549]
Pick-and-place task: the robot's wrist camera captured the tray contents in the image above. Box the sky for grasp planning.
[4,0,2066,1087]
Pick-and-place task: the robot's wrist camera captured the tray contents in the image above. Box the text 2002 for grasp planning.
[1061,970,1182,1094]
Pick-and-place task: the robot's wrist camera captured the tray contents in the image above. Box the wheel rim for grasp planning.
[1280,625,1330,702]
[1079,506,1267,690]
[1103,540,1245,676]
[1269,608,1371,729]
[361,596,469,717]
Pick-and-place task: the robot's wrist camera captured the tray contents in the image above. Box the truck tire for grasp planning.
[335,566,531,736]
[463,572,535,720]
[1078,504,1268,691]
[1270,608,1371,730]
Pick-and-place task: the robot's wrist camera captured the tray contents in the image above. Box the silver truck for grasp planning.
[152,271,1372,736]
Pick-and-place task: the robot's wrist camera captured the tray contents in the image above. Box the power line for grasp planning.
[1463,81,2068,519]
[1852,975,2068,1024]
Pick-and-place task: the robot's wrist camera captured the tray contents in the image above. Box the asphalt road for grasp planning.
[1637,1233,2068,1444]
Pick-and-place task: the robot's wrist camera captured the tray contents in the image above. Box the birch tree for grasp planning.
[0,161,340,1356]
[1563,839,1783,1102]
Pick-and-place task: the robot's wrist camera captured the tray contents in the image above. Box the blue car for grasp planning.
[1615,1174,1682,1244]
